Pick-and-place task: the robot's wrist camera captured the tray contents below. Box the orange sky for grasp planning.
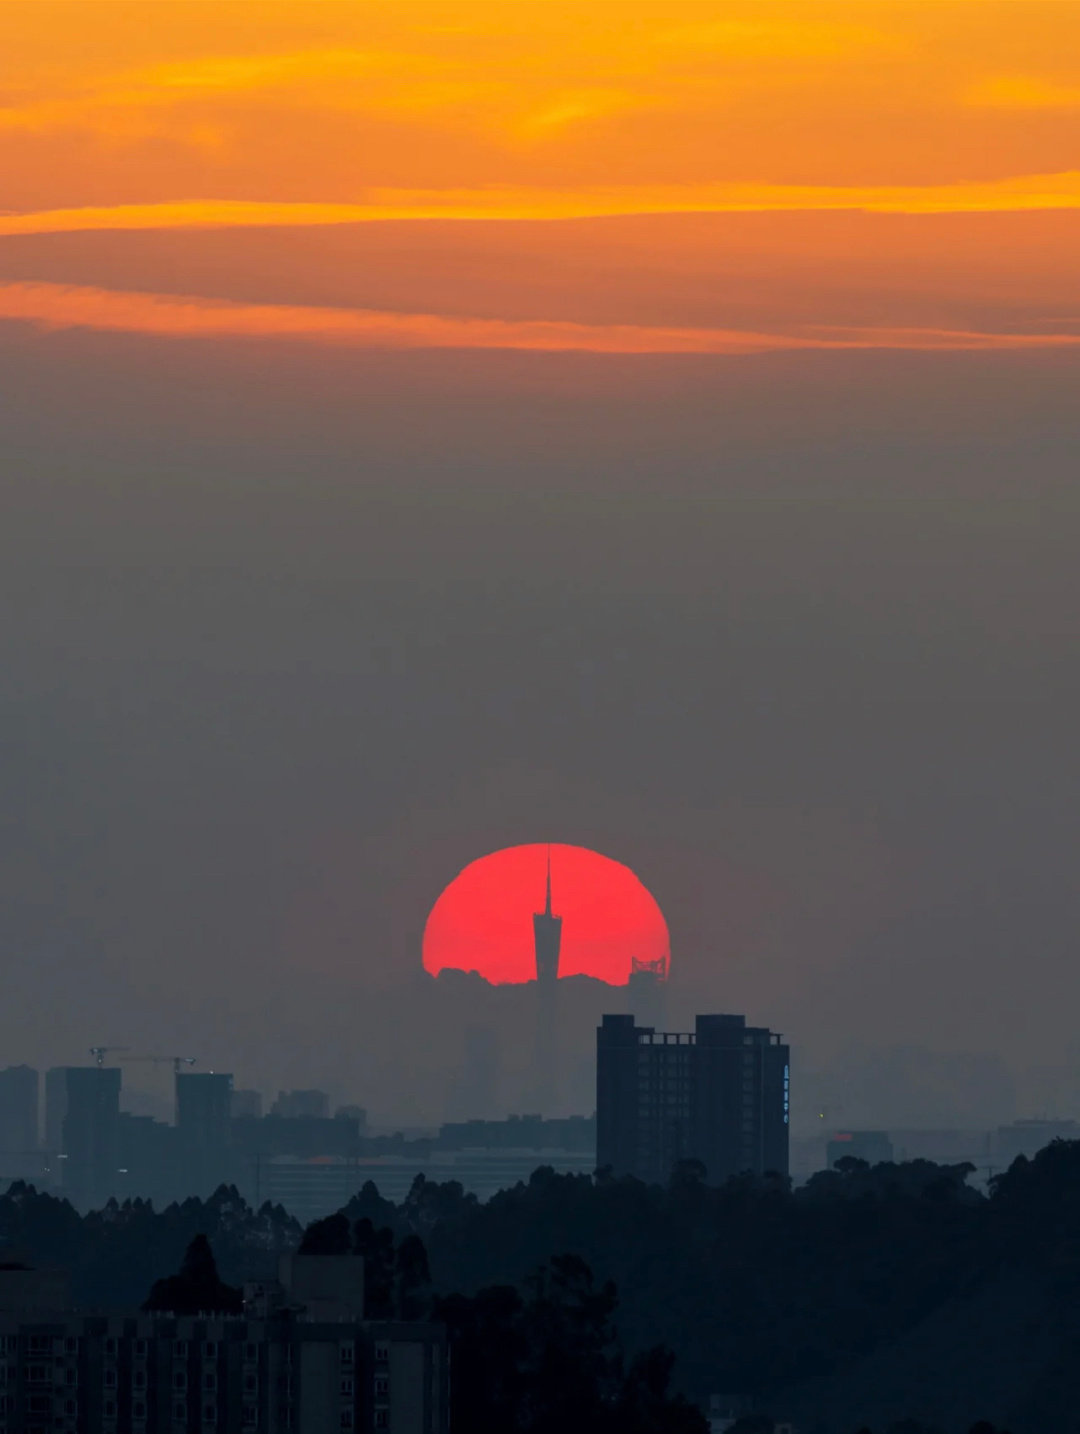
[2,0,1080,352]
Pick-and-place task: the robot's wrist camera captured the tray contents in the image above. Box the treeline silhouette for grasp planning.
[5,1141,1080,1432]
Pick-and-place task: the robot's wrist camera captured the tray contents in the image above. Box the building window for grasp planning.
[243,1373,258,1395]
[103,1369,118,1390]
[133,1370,148,1390]
[174,1400,188,1420]
[64,1337,78,1355]
[340,1413,354,1431]
[64,1399,78,1417]
[375,1377,389,1398]
[203,1341,218,1359]
[174,1340,188,1358]
[339,1376,354,1397]
[203,1372,218,1393]
[174,1371,188,1391]
[374,1343,389,1364]
[133,1400,147,1419]
[243,1343,258,1363]
[203,1403,217,1422]
[104,1401,117,1419]
[339,1343,354,1366]
[104,1338,118,1357]
[26,1395,52,1414]
[242,1406,258,1428]
[375,1412,388,1430]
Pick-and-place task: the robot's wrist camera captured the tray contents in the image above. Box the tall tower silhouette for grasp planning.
[533,846,563,987]
[532,846,563,1112]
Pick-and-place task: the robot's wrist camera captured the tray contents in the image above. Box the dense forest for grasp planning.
[5,1141,1080,1433]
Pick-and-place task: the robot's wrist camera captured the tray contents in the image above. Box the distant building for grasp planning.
[116,1113,178,1208]
[230,1089,263,1121]
[44,1067,122,1212]
[0,1255,447,1434]
[826,1130,894,1168]
[271,1090,331,1121]
[335,1106,368,1133]
[436,1113,594,1153]
[231,1115,362,1162]
[0,1067,39,1168]
[626,957,667,1031]
[995,1118,1080,1166]
[597,1013,790,1185]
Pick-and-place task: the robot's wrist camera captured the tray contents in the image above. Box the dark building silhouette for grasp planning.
[596,1013,790,1185]
[0,1065,38,1164]
[532,847,563,986]
[45,1066,122,1210]
[531,848,564,1112]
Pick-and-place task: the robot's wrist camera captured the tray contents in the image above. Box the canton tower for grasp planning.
[533,846,563,987]
[532,846,563,1111]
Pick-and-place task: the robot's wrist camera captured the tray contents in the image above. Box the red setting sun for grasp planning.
[422,843,670,987]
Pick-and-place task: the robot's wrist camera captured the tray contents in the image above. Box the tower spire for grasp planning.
[533,843,562,986]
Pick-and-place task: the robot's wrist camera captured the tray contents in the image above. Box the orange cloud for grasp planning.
[4,170,1080,241]
[2,280,1078,355]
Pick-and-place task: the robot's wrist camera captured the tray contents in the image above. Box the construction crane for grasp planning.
[89,1046,130,1067]
[120,1055,198,1075]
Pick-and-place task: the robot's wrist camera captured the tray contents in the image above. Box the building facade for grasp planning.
[0,1260,447,1434]
[596,1013,790,1185]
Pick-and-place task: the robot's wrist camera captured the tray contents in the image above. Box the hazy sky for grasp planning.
[2,2,1080,1126]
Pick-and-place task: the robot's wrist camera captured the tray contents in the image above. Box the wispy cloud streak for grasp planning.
[3,173,1080,239]
[3,281,1079,355]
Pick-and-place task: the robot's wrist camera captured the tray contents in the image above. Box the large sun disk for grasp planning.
[422,843,669,986]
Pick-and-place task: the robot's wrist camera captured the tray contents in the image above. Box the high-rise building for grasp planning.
[45,1066,123,1210]
[176,1072,233,1145]
[0,1066,39,1161]
[176,1072,234,1196]
[596,1013,790,1185]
